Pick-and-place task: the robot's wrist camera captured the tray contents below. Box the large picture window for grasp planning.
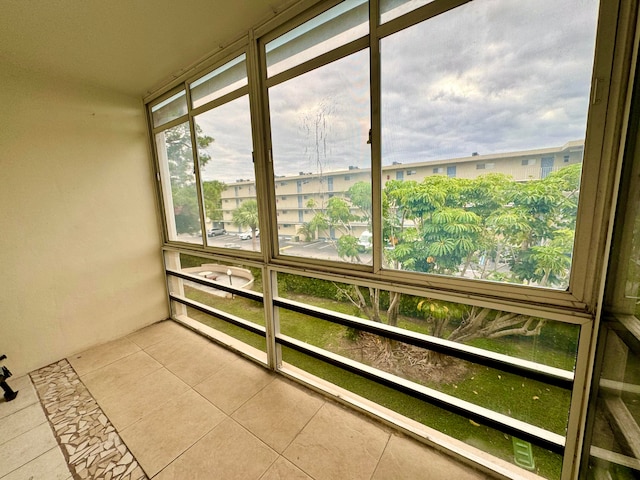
[269,49,372,264]
[194,95,260,253]
[147,0,632,478]
[190,54,263,253]
[380,0,599,289]
[155,119,203,244]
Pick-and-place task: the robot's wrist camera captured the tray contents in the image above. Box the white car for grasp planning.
[238,229,259,240]
[357,230,372,251]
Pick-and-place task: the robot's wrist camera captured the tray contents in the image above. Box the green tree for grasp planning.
[232,199,260,250]
[384,176,482,275]
[330,165,581,363]
[172,186,201,234]
[498,164,580,286]
[347,181,373,226]
[299,181,373,262]
[202,180,226,225]
[164,123,214,234]
[300,198,329,241]
[297,222,317,241]
[336,235,362,263]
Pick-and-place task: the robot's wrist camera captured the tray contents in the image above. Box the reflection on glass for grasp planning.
[194,96,261,253]
[379,0,599,289]
[265,0,368,77]
[151,90,188,128]
[269,50,371,264]
[380,0,435,23]
[190,55,248,108]
[155,122,203,244]
[587,112,640,477]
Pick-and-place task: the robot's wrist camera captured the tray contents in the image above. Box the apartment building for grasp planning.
[221,141,584,237]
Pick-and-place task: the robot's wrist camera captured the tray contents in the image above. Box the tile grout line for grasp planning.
[70,340,142,378]
[0,445,71,480]
[369,432,393,480]
[30,359,148,480]
[277,392,326,459]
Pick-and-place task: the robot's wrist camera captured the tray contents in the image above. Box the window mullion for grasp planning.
[185,85,209,244]
[376,0,470,39]
[370,0,383,274]
[265,36,370,89]
[248,28,279,370]
[151,115,189,136]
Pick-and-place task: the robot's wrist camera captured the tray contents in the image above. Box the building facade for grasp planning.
[220,140,584,237]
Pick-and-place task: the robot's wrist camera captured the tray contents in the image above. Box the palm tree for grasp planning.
[232,200,260,250]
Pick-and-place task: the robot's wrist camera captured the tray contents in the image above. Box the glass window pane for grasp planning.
[269,50,371,264]
[588,319,640,478]
[194,96,261,253]
[380,0,599,289]
[265,0,368,77]
[165,252,266,353]
[275,271,577,478]
[280,348,563,478]
[155,122,203,244]
[625,197,640,318]
[151,90,188,127]
[280,308,572,433]
[174,253,264,294]
[190,54,248,109]
[587,91,640,477]
[380,0,435,24]
[275,273,578,369]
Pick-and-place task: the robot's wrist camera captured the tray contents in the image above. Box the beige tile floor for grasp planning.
[0,375,72,480]
[1,320,495,479]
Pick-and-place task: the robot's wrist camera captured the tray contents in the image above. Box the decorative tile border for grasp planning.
[30,360,147,480]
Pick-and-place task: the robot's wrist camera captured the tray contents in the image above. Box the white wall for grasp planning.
[0,65,168,377]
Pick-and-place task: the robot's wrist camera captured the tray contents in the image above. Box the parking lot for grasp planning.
[189,232,373,264]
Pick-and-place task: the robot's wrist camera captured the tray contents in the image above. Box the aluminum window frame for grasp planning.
[249,0,628,311]
[146,0,629,310]
[369,0,624,310]
[144,0,639,478]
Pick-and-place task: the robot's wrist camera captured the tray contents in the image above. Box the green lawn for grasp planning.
[181,285,568,479]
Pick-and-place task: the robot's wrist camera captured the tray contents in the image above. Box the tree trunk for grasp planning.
[368,287,382,323]
[387,291,401,327]
[425,349,447,366]
[460,252,474,277]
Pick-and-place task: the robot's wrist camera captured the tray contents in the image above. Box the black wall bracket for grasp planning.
[0,354,18,402]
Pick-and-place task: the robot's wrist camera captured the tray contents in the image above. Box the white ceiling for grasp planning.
[0,0,295,98]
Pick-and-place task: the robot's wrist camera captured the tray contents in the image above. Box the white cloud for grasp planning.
[195,0,600,180]
[196,95,255,183]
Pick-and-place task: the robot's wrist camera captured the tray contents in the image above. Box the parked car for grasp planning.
[238,229,259,240]
[208,227,227,236]
[357,230,372,252]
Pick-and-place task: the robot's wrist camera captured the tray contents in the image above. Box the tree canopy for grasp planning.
[203,180,227,224]
[164,123,214,234]
[232,199,260,250]
[307,164,582,354]
[380,164,581,286]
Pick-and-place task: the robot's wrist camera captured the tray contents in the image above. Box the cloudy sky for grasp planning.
[196,96,255,183]
[199,0,600,182]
